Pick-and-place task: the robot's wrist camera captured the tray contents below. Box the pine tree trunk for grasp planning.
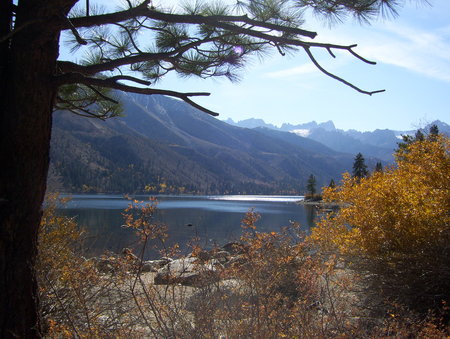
[0,1,75,336]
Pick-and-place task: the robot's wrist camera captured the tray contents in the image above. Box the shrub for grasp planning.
[38,195,148,337]
[310,136,450,318]
[38,194,449,337]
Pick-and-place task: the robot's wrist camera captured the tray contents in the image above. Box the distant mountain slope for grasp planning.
[227,118,449,162]
[307,129,396,162]
[49,94,358,194]
[50,111,221,193]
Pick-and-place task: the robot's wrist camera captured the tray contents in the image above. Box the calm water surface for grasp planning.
[59,194,317,259]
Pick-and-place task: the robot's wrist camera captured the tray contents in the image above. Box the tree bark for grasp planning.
[0,1,76,337]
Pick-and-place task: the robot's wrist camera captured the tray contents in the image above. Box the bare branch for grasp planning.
[326,47,336,58]
[109,75,151,86]
[303,46,385,96]
[61,14,88,45]
[59,15,379,96]
[276,45,286,56]
[85,85,119,104]
[113,22,144,54]
[347,45,376,65]
[195,19,377,62]
[55,3,385,117]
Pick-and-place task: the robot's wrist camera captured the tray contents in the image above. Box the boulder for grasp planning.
[92,257,116,273]
[211,250,230,263]
[154,257,219,287]
[223,255,247,268]
[141,259,171,272]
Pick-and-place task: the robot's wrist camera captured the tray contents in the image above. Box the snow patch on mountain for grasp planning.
[291,129,311,137]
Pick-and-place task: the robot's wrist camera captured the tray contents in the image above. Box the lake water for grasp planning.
[59,194,317,259]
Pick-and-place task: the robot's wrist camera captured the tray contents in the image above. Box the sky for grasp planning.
[63,0,450,131]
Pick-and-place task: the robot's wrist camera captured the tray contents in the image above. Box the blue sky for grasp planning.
[63,0,450,131]
[157,0,450,131]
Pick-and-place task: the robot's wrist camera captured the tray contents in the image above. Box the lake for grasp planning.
[59,194,317,259]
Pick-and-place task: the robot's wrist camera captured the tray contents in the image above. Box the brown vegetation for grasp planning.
[38,185,449,338]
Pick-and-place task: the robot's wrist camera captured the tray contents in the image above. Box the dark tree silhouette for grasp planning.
[306,174,317,196]
[352,153,368,179]
[329,178,336,188]
[429,124,440,141]
[375,161,383,173]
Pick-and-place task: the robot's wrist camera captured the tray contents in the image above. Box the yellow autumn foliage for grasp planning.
[311,135,450,314]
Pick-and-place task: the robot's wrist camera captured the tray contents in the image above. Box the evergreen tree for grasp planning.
[329,179,336,188]
[397,125,441,153]
[352,153,368,179]
[307,174,317,196]
[375,162,383,173]
[429,124,439,141]
[429,124,439,136]
[415,130,425,142]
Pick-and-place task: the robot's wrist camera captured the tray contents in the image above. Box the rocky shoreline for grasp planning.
[297,199,343,209]
[90,242,246,288]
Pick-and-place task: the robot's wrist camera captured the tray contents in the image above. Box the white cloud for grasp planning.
[357,23,450,82]
[313,19,450,83]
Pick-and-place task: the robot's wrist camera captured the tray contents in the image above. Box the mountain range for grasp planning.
[48,94,357,194]
[49,93,448,194]
[226,118,450,162]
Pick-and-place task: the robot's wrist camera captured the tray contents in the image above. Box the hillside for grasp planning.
[49,93,360,194]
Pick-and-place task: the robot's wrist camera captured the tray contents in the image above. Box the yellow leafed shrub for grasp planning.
[310,135,450,316]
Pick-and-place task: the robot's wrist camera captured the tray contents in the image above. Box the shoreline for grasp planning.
[297,200,342,209]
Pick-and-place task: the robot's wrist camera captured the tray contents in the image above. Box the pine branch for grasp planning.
[58,36,220,75]
[55,2,389,116]
[68,7,317,39]
[55,73,219,116]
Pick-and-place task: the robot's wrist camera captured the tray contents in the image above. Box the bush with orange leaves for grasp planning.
[37,195,150,337]
[310,135,450,319]
[187,211,327,338]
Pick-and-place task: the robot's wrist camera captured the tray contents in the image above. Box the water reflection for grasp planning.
[59,195,317,259]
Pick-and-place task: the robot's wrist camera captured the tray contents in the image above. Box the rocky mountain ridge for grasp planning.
[226,118,450,162]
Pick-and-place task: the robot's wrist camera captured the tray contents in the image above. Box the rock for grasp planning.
[140,262,153,273]
[209,259,225,270]
[158,257,173,265]
[154,257,219,287]
[141,259,172,272]
[223,255,247,268]
[92,257,115,273]
[212,250,230,263]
